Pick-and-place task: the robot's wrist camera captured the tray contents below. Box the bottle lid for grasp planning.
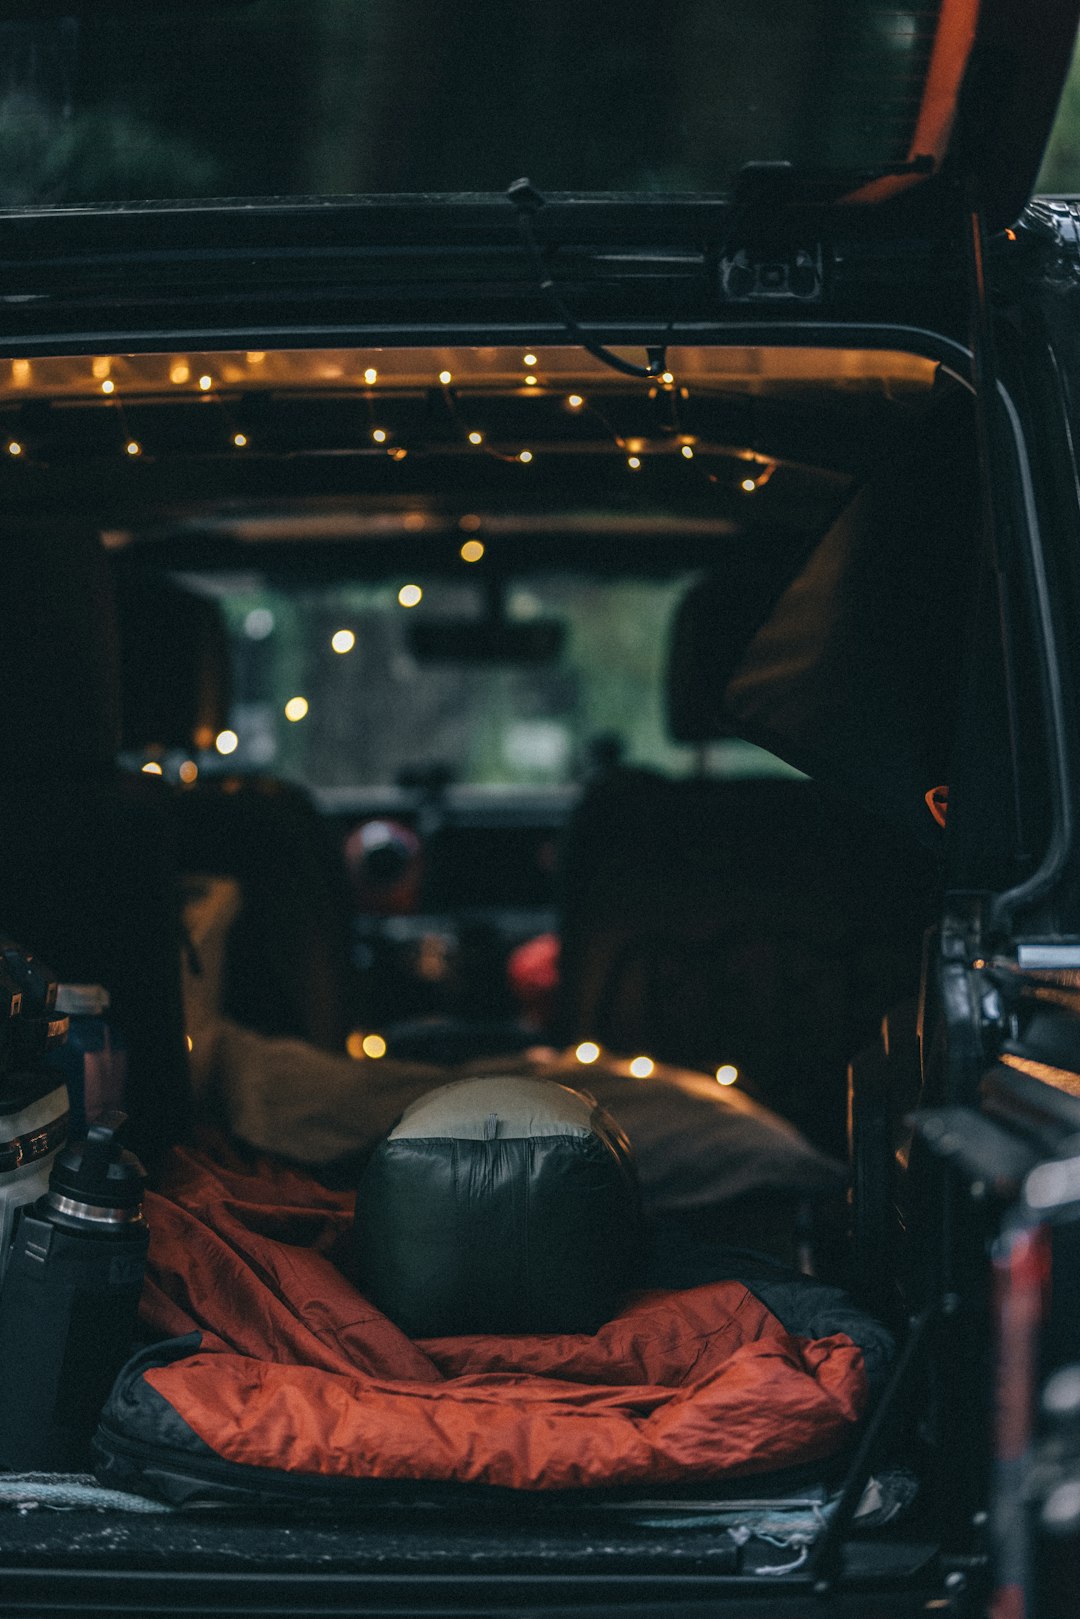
[55,983,110,1016]
[48,1111,145,1215]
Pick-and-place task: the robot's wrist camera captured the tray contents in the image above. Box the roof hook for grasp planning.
[506,178,666,381]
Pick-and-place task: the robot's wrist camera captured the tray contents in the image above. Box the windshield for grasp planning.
[1,2,942,206]
[188,570,794,792]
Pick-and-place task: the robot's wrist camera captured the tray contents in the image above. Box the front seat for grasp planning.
[114,566,358,1052]
[555,574,941,1152]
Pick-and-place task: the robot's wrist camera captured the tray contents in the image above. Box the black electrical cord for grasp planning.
[507,179,666,381]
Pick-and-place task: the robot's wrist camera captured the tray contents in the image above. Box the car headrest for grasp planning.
[0,524,121,772]
[115,573,231,753]
[352,1074,642,1336]
[665,558,793,744]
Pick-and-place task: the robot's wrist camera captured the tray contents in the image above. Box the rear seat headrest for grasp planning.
[665,562,791,745]
[115,572,231,753]
[0,524,121,772]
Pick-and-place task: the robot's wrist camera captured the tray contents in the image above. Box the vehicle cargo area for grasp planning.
[0,340,1045,1616]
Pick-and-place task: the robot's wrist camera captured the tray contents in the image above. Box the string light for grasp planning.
[627,455,641,470]
[575,1042,600,1065]
[716,1065,739,1086]
[6,440,22,457]
[468,431,483,445]
[460,539,485,563]
[629,1055,655,1079]
[681,444,694,460]
[523,353,538,367]
[398,584,423,608]
[372,428,387,443]
[438,370,453,385]
[518,449,534,463]
[363,367,378,385]
[100,379,115,395]
[284,696,309,722]
[215,730,239,755]
[232,432,248,448]
[567,395,584,409]
[331,629,356,654]
[198,374,213,391]
[741,476,757,492]
[125,440,142,457]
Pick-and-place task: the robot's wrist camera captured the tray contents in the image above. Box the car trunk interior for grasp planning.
[0,338,1032,1610]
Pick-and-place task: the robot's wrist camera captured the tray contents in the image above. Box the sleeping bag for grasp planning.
[92,1143,891,1505]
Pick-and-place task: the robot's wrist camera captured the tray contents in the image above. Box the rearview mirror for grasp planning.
[408,617,566,664]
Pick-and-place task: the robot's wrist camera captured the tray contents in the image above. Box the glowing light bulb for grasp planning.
[331,629,356,654]
[629,1055,655,1079]
[524,375,538,387]
[468,431,483,445]
[523,353,538,367]
[232,432,248,448]
[398,584,423,608]
[741,477,757,492]
[125,440,141,457]
[141,761,163,776]
[567,395,584,409]
[198,374,212,391]
[627,456,641,470]
[438,370,453,385]
[361,1033,387,1059]
[215,729,239,756]
[681,444,694,460]
[363,367,378,385]
[661,370,675,385]
[170,362,190,385]
[179,760,199,784]
[575,1042,600,1065]
[372,428,387,443]
[716,1064,739,1086]
[518,449,533,464]
[284,696,309,722]
[6,440,22,457]
[100,379,115,395]
[460,539,484,563]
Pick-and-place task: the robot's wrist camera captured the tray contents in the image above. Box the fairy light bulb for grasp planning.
[6,440,22,457]
[363,367,378,385]
[460,539,484,563]
[100,379,115,395]
[523,353,538,367]
[524,375,538,387]
[125,440,141,457]
[741,477,757,492]
[468,431,483,445]
[627,455,641,470]
[398,584,422,608]
[233,432,248,448]
[372,428,387,443]
[438,370,453,385]
[198,374,212,391]
[215,730,239,756]
[681,444,694,460]
[518,449,533,464]
[661,370,675,385]
[629,1055,655,1079]
[567,395,584,409]
[716,1065,739,1086]
[331,629,356,654]
[575,1042,600,1065]
[284,696,309,722]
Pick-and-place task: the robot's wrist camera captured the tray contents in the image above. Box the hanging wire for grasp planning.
[507,179,666,381]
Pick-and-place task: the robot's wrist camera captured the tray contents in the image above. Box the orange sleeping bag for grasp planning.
[94,1146,871,1500]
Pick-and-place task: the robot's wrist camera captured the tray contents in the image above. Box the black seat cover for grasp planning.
[353,1075,642,1337]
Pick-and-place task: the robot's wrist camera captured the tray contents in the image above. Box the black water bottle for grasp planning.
[0,1111,149,1470]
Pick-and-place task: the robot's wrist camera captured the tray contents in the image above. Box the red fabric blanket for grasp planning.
[136,1147,868,1491]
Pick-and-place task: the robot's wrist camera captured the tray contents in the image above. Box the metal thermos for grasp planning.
[0,1111,149,1470]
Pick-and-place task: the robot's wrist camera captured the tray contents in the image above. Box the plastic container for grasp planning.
[0,1080,70,1281]
[49,984,127,1137]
